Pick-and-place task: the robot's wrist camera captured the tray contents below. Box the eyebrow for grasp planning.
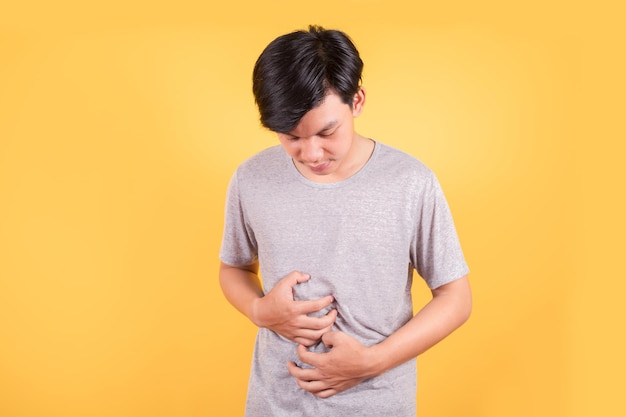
[287,120,339,138]
[318,120,339,134]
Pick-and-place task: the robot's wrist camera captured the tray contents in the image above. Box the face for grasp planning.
[277,89,367,183]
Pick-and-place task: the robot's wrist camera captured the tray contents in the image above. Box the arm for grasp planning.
[219,260,264,319]
[219,261,338,346]
[288,275,472,398]
[370,274,472,371]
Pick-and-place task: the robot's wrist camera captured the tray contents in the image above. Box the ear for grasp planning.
[352,87,366,117]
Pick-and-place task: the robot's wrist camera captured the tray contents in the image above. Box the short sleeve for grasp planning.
[219,171,258,266]
[411,172,469,289]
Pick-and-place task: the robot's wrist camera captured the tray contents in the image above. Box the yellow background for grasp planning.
[1,1,624,416]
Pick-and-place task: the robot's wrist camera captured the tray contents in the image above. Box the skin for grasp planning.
[219,88,472,398]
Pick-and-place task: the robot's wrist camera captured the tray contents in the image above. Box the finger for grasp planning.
[293,330,330,347]
[325,307,338,321]
[287,361,322,382]
[296,378,330,393]
[286,360,301,377]
[291,329,328,347]
[297,344,324,368]
[287,362,338,398]
[294,296,334,315]
[275,271,310,290]
[292,377,338,398]
[293,337,319,347]
[287,361,320,382]
[296,309,336,330]
[314,388,337,398]
[291,271,311,285]
[321,330,342,348]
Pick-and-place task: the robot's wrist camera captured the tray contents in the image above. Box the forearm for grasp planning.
[369,275,472,375]
[219,261,263,322]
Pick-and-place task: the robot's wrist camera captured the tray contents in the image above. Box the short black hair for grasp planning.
[252,25,364,133]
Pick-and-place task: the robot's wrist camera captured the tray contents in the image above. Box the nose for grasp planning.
[300,138,323,163]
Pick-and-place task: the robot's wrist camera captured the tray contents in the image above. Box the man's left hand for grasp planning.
[286,331,380,398]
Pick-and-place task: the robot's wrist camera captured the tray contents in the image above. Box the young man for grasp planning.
[219,25,471,416]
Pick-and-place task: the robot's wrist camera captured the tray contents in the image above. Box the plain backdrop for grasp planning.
[1,1,624,416]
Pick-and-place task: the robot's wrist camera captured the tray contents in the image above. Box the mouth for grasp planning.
[308,162,331,173]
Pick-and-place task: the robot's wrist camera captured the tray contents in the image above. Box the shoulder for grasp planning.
[235,145,287,178]
[373,142,436,184]
[229,145,295,197]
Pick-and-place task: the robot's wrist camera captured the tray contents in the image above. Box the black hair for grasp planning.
[252,25,364,133]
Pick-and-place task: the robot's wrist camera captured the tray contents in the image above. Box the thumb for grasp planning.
[288,271,311,287]
[321,330,340,348]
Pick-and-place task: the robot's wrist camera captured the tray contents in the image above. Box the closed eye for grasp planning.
[281,134,299,141]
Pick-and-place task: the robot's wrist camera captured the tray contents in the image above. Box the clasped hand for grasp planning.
[251,270,337,346]
[288,331,377,398]
[252,271,376,398]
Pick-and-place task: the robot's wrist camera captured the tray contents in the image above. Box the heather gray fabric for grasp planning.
[220,142,469,417]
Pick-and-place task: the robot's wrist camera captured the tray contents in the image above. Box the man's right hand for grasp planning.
[251,271,336,346]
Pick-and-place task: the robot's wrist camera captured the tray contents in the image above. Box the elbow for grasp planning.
[430,275,472,330]
[458,281,472,326]
[438,275,472,327]
[460,295,472,326]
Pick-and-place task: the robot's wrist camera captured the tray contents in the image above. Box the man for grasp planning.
[219,25,471,416]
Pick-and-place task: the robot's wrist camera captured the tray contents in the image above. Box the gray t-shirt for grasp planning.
[220,142,469,417]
